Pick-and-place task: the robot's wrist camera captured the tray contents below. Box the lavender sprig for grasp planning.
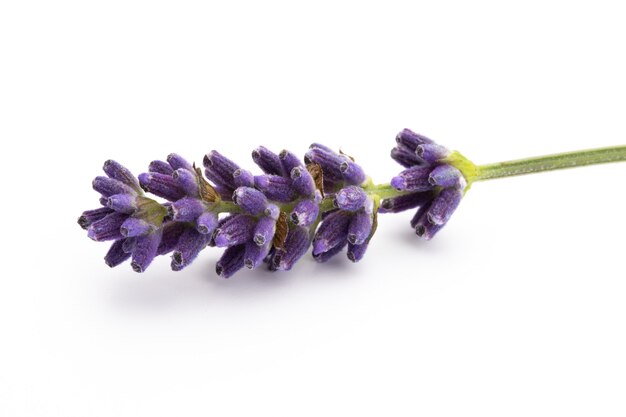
[78,130,626,278]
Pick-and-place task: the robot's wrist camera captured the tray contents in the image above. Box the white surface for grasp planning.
[2,1,626,416]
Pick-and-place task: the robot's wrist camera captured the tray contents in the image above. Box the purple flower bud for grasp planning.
[391,146,423,168]
[309,143,334,152]
[414,215,443,240]
[416,143,450,164]
[254,175,295,202]
[290,166,315,196]
[166,153,193,172]
[379,191,434,214]
[106,193,137,214]
[104,239,131,267]
[264,203,280,220]
[233,168,254,188]
[170,197,206,222]
[92,176,137,198]
[131,231,162,273]
[196,211,218,235]
[427,187,463,226]
[304,148,345,180]
[290,199,319,227]
[213,214,257,247]
[339,160,366,185]
[215,245,245,278]
[410,203,431,229]
[122,236,136,253]
[78,207,114,229]
[173,168,199,197]
[312,211,351,255]
[171,228,211,271]
[252,146,284,176]
[396,128,433,151]
[347,242,368,263]
[244,240,272,270]
[233,187,268,215]
[272,226,311,271]
[103,160,141,192]
[149,160,174,175]
[253,216,277,246]
[313,240,347,263]
[87,212,127,241]
[334,186,368,212]
[279,149,302,174]
[203,150,239,189]
[120,217,155,237]
[390,166,434,191]
[138,172,185,201]
[428,165,463,187]
[157,222,186,256]
[348,210,373,245]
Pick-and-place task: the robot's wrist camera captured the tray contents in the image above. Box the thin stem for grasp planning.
[475,145,626,181]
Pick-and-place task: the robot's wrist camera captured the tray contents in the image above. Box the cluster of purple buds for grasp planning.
[382,128,466,239]
[78,129,468,277]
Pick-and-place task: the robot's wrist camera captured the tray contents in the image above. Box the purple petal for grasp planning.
[78,207,114,230]
[379,191,434,214]
[290,166,315,197]
[290,199,319,227]
[391,146,424,168]
[215,245,246,278]
[334,186,368,212]
[233,168,254,188]
[339,160,366,185]
[233,187,268,215]
[253,216,276,246]
[203,150,239,189]
[104,239,131,268]
[106,193,137,214]
[254,175,295,202]
[252,146,284,176]
[149,160,174,175]
[264,203,280,220]
[427,187,463,226]
[396,128,434,151]
[196,211,219,235]
[428,164,462,187]
[131,231,162,273]
[173,168,199,197]
[92,176,137,198]
[272,226,311,271]
[244,240,272,270]
[348,210,373,245]
[171,228,211,270]
[167,153,193,171]
[213,214,257,247]
[414,215,443,240]
[313,240,347,263]
[416,143,450,164]
[120,217,155,238]
[279,149,303,174]
[87,212,127,241]
[312,211,351,255]
[103,160,141,192]
[390,166,434,191]
[122,237,137,253]
[138,172,185,201]
[170,197,206,222]
[304,148,346,181]
[347,242,368,263]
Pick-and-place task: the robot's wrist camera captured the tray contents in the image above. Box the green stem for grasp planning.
[474,145,626,182]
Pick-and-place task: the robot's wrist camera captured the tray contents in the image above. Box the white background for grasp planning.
[1,1,625,416]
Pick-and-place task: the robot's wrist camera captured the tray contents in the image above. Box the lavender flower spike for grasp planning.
[82,128,624,278]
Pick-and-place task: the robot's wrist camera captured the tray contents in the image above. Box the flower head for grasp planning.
[382,128,466,239]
